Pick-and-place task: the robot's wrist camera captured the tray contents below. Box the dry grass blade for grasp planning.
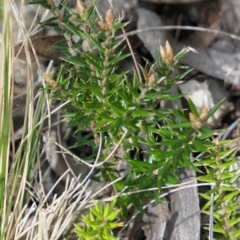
[2,2,61,239]
[14,175,91,240]
[0,0,14,238]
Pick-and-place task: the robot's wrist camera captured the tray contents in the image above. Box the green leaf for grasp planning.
[174,51,188,61]
[103,203,110,218]
[144,93,184,100]
[166,174,179,185]
[157,158,172,187]
[175,68,193,80]
[108,220,124,228]
[132,108,154,117]
[197,175,216,183]
[85,2,96,21]
[190,140,208,152]
[207,98,225,118]
[99,122,115,132]
[170,109,188,122]
[94,201,102,214]
[76,116,91,131]
[84,54,103,71]
[198,127,214,140]
[87,34,105,52]
[147,149,174,161]
[132,195,144,213]
[160,140,182,148]
[97,114,115,122]
[64,56,88,67]
[128,160,153,173]
[167,122,193,129]
[224,191,240,204]
[107,209,121,222]
[63,22,84,36]
[117,91,132,104]
[219,147,237,159]
[157,50,165,69]
[128,85,140,99]
[78,84,102,97]
[109,53,130,65]
[91,208,102,219]
[187,97,199,118]
[107,102,126,117]
[28,0,51,9]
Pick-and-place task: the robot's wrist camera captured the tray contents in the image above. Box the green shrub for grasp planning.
[74,199,123,240]
[29,0,240,238]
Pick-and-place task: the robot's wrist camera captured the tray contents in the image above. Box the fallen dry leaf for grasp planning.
[14,35,66,62]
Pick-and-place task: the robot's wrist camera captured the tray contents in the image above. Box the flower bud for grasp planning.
[147,74,155,86]
[144,65,155,86]
[189,112,202,129]
[159,41,174,65]
[199,106,208,122]
[98,9,114,32]
[105,9,113,27]
[76,0,85,17]
[213,138,220,146]
[44,74,57,87]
